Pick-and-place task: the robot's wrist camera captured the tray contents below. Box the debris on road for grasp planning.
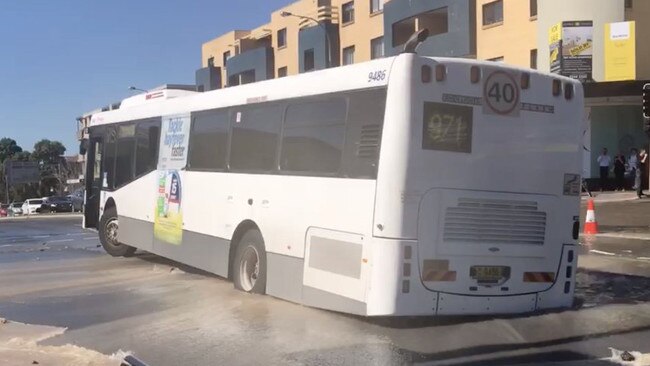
[608,347,650,365]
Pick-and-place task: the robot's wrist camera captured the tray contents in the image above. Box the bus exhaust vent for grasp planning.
[443,198,546,245]
[357,124,382,158]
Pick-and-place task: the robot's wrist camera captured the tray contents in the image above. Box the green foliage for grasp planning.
[0,137,23,164]
[1,138,69,203]
[32,139,66,165]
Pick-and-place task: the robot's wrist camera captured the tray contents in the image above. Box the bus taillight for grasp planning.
[470,66,481,84]
[521,73,530,90]
[435,64,446,82]
[564,83,574,100]
[523,272,555,283]
[552,79,562,96]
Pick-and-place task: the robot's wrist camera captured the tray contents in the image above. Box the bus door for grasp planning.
[84,133,104,229]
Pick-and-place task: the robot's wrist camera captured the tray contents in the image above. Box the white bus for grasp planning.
[83,52,583,316]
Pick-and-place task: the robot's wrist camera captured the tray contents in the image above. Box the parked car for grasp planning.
[40,196,73,213]
[69,188,84,212]
[22,199,44,215]
[9,202,23,216]
[0,204,8,217]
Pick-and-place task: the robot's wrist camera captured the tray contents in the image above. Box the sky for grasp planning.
[0,0,289,155]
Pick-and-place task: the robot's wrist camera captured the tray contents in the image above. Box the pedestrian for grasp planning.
[637,148,647,198]
[613,151,626,191]
[629,148,639,190]
[596,147,611,192]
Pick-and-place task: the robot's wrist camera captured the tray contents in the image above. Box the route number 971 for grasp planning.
[368,70,386,82]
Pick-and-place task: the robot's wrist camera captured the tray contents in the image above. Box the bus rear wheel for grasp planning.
[99,206,136,257]
[233,229,267,294]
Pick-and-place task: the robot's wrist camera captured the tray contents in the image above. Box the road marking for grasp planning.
[0,244,20,248]
[82,236,98,240]
[590,249,616,256]
[32,235,51,239]
[66,233,86,236]
[637,257,650,261]
[47,238,74,243]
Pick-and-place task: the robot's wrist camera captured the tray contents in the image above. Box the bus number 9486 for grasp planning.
[368,70,386,82]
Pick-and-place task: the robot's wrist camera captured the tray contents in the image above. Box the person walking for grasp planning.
[614,151,626,191]
[596,147,611,192]
[629,148,639,190]
[637,148,648,198]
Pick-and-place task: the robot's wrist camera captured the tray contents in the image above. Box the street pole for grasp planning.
[4,162,9,204]
[281,12,332,68]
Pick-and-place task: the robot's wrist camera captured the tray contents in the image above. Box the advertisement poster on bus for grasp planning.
[154,114,190,245]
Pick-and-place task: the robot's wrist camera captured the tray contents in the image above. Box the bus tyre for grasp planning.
[99,206,136,258]
[233,229,267,294]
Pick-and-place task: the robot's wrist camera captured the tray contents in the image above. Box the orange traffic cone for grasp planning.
[583,199,599,235]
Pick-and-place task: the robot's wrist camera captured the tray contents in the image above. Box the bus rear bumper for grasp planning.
[366,238,576,316]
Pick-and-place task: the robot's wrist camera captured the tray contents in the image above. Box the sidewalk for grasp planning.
[580,192,650,240]
[0,213,83,222]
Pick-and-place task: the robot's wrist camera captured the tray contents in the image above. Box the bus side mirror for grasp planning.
[79,140,88,155]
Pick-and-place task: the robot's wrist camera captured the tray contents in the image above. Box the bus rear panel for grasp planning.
[369,55,582,315]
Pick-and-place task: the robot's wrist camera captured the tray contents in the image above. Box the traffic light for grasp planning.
[644,83,650,119]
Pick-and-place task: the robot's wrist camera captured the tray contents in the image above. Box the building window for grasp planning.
[371,37,384,59]
[530,49,537,69]
[482,0,503,26]
[392,17,416,47]
[488,56,504,62]
[277,28,287,48]
[342,1,355,24]
[370,0,383,14]
[418,7,448,36]
[278,67,288,78]
[529,0,537,17]
[343,46,355,65]
[223,51,231,68]
[207,57,214,67]
[304,49,315,71]
[625,0,633,8]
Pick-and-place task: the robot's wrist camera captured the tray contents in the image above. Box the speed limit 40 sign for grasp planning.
[483,70,520,117]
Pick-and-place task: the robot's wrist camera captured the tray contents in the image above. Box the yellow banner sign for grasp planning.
[549,23,562,44]
[604,21,636,81]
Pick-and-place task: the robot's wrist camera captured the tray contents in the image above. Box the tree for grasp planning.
[32,139,66,165]
[31,139,68,196]
[0,138,23,164]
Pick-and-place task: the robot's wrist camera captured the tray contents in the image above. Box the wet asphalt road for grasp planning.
[1,216,650,365]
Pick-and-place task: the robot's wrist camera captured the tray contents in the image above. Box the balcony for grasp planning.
[298,6,340,29]
[226,46,275,86]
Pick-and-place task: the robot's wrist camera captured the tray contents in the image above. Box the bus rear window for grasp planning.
[422,102,473,153]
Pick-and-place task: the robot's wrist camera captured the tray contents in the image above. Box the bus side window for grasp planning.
[342,88,387,179]
[102,127,117,189]
[114,124,136,188]
[230,104,283,172]
[135,119,161,176]
[280,97,347,175]
[188,110,229,171]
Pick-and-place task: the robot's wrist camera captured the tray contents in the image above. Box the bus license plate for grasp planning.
[470,266,509,283]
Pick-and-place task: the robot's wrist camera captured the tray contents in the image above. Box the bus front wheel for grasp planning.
[99,206,136,257]
[233,229,267,294]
